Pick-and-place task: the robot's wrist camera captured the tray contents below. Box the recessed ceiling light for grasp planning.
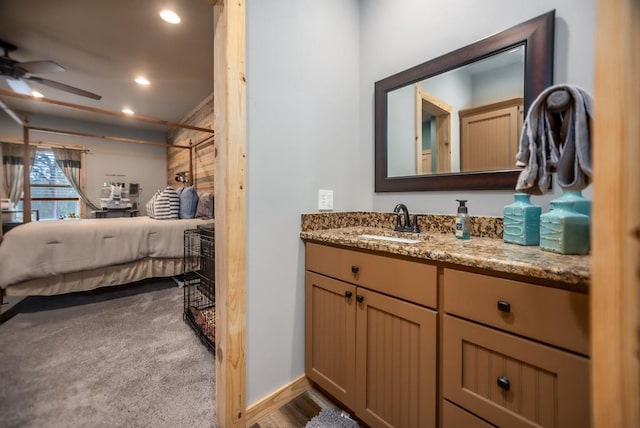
[135,76,150,86]
[160,10,180,24]
[32,90,44,98]
[122,107,135,115]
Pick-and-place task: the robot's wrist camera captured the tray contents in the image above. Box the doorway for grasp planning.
[415,86,452,175]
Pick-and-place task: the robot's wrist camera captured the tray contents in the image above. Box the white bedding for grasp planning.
[0,216,210,289]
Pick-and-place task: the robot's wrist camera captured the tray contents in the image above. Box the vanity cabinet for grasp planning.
[304,241,591,428]
[442,269,590,428]
[305,242,438,428]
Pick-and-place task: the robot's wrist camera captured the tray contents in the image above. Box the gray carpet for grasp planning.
[0,279,217,428]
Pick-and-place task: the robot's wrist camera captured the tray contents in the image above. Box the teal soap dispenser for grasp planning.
[454,199,471,239]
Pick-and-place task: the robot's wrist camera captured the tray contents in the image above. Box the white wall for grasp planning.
[471,61,525,106]
[0,113,168,215]
[386,84,415,176]
[246,0,362,405]
[360,0,596,216]
[245,0,596,406]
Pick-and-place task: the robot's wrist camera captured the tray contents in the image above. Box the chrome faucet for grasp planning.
[393,203,413,232]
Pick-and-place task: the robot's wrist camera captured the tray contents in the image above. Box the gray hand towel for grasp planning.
[515,84,594,194]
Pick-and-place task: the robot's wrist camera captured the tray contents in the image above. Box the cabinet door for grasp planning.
[443,315,590,428]
[459,99,522,172]
[305,271,356,409]
[355,288,437,428]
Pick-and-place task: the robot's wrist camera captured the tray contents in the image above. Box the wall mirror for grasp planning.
[375,10,555,191]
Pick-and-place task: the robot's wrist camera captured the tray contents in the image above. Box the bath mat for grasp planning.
[305,408,360,428]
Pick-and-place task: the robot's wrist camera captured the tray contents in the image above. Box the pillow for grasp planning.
[195,192,214,219]
[153,186,180,220]
[179,186,199,219]
[146,190,161,218]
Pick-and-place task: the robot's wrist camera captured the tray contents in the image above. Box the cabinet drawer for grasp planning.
[442,400,495,428]
[306,242,437,308]
[443,268,589,355]
[443,315,590,428]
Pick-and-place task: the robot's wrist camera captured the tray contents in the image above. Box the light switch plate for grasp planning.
[318,189,334,211]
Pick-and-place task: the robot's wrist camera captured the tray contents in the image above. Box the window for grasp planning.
[16,149,80,220]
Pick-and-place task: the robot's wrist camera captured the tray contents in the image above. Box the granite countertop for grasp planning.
[300,226,591,286]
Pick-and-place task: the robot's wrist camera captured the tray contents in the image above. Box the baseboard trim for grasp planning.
[245,375,312,426]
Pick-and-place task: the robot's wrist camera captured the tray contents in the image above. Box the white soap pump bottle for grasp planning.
[454,199,471,239]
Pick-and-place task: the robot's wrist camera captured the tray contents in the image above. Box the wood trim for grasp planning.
[80,149,87,218]
[245,375,313,426]
[22,124,31,223]
[0,137,85,151]
[458,97,523,118]
[414,86,453,175]
[592,0,640,427]
[27,126,192,149]
[436,115,451,173]
[0,89,214,134]
[213,0,247,426]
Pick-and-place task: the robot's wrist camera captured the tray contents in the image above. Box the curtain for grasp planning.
[52,148,100,211]
[1,142,37,206]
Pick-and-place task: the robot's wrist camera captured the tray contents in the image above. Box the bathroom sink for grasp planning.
[358,234,421,244]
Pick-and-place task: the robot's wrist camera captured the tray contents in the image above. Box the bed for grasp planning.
[0,216,211,300]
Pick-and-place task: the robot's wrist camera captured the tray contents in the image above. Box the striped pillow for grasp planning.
[153,186,180,220]
[146,190,161,218]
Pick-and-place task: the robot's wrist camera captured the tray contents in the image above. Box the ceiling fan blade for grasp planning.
[26,75,102,100]
[18,60,65,74]
[5,77,33,95]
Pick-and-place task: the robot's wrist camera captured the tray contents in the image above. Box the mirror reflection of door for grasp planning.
[415,86,452,175]
[459,97,523,172]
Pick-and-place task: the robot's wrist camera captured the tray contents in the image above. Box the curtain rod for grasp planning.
[0,89,215,134]
[27,126,192,150]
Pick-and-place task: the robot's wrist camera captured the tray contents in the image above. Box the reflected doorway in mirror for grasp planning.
[415,86,452,175]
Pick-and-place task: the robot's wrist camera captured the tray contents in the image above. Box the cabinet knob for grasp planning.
[344,291,353,299]
[497,376,510,391]
[356,294,364,303]
[497,300,511,313]
[351,265,359,274]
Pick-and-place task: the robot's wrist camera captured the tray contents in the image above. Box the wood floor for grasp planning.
[249,388,345,428]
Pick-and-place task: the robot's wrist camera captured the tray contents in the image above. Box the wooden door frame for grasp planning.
[414,86,452,174]
[592,0,640,426]
[213,1,247,427]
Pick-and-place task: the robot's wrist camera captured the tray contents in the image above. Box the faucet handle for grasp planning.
[394,214,404,231]
[412,214,422,233]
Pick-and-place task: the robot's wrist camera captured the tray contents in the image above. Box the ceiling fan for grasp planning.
[0,39,102,100]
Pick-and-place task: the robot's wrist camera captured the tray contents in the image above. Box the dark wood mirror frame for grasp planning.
[375,10,555,192]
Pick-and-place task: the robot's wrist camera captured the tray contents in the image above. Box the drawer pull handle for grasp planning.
[497,376,510,391]
[497,300,511,313]
[344,291,353,299]
[351,266,360,274]
[356,294,364,303]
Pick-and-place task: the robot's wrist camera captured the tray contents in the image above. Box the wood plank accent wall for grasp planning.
[166,94,215,193]
[592,0,640,426]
